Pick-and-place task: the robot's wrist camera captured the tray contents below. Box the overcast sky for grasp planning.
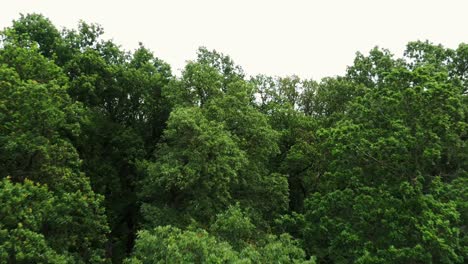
[1,0,467,79]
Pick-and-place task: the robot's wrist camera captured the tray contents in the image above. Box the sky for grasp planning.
[1,0,467,80]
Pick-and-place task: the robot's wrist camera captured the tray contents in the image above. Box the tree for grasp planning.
[139,107,247,226]
[299,45,467,263]
[0,178,69,263]
[2,15,174,261]
[126,213,313,264]
[2,13,62,59]
[0,46,109,262]
[124,226,239,264]
[153,49,286,226]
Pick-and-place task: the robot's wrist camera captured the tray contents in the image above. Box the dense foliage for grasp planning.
[0,14,466,263]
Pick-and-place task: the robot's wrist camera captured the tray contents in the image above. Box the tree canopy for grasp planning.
[0,14,466,264]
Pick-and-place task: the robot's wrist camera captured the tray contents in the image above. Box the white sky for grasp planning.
[1,0,467,80]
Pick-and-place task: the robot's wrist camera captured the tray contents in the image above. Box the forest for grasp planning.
[0,14,466,263]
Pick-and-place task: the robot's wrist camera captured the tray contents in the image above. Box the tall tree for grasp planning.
[300,45,467,263]
[0,44,109,262]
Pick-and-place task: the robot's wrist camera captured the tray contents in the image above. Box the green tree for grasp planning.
[148,49,286,227]
[2,14,174,261]
[126,224,313,264]
[0,179,69,263]
[139,107,247,226]
[0,48,109,262]
[124,226,239,264]
[300,45,467,263]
